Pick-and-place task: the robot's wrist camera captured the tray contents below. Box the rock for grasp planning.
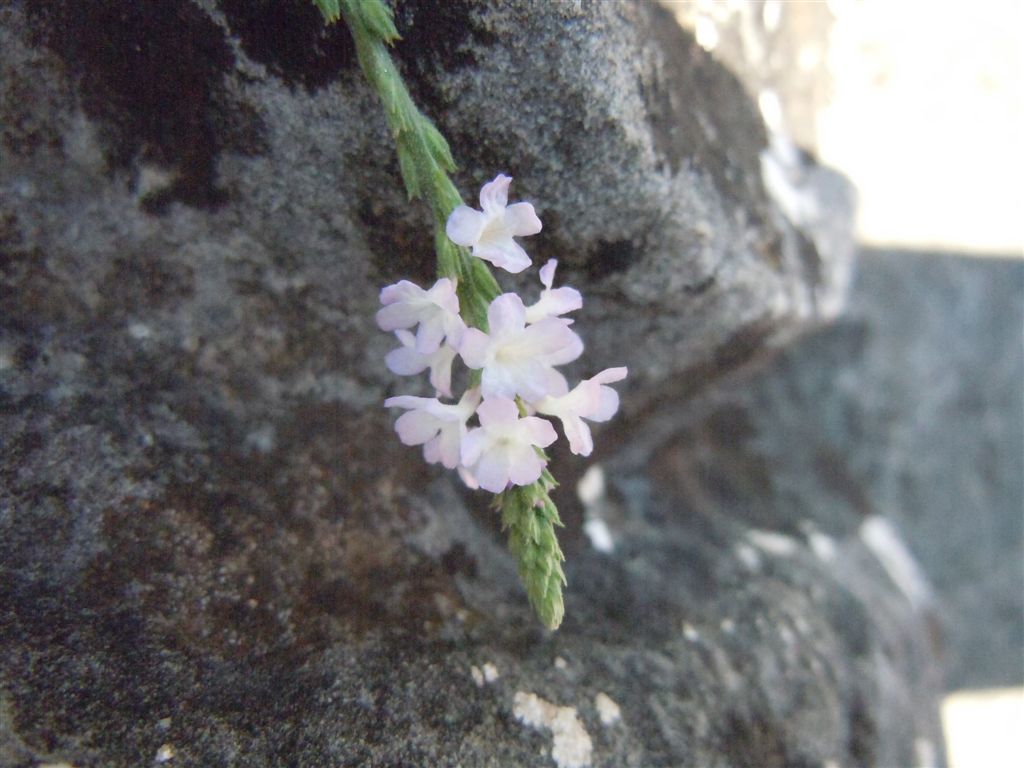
[823,251,1023,690]
[608,245,1022,697]
[0,1,956,767]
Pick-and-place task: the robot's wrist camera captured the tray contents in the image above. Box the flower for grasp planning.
[384,389,481,469]
[458,293,584,402]
[524,259,582,324]
[385,329,458,397]
[445,174,542,274]
[460,398,557,493]
[534,367,628,456]
[376,278,465,354]
[457,465,480,490]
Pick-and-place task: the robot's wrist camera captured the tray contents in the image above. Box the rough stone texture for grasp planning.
[0,1,958,767]
[620,248,1023,695]
[834,251,1023,690]
[663,0,837,156]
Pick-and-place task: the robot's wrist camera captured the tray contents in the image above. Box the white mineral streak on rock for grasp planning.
[860,516,933,608]
[583,519,614,554]
[470,665,484,687]
[594,692,621,726]
[734,542,761,570]
[513,691,593,768]
[577,465,616,553]
[746,528,800,557]
[807,529,837,561]
[576,465,605,505]
[800,520,838,562]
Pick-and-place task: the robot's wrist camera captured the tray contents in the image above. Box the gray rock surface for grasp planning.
[0,1,957,767]
[618,248,1023,694]
[831,251,1023,690]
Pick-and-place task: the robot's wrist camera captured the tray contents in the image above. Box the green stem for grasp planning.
[334,0,498,328]
[324,0,565,629]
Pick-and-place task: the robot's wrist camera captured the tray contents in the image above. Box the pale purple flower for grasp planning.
[460,398,558,493]
[534,367,628,456]
[524,259,582,324]
[445,174,542,274]
[376,278,465,354]
[458,293,583,402]
[457,465,480,490]
[385,330,458,397]
[384,388,481,469]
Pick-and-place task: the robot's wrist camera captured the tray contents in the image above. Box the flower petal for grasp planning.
[380,280,424,306]
[460,427,487,467]
[457,465,479,490]
[479,362,522,400]
[518,319,584,366]
[384,395,433,410]
[507,443,545,487]
[503,202,542,236]
[592,366,628,385]
[486,294,526,338]
[476,397,520,428]
[375,302,421,332]
[521,415,557,448]
[475,448,512,493]
[444,312,467,348]
[560,413,594,456]
[426,278,460,314]
[539,259,557,289]
[524,286,582,324]
[394,410,441,445]
[543,333,584,367]
[422,435,443,465]
[541,369,570,398]
[474,239,532,274]
[427,346,457,398]
[445,206,487,246]
[512,358,557,403]
[590,386,620,423]
[415,314,446,354]
[385,346,427,376]
[435,424,463,469]
[457,328,491,369]
[479,174,511,213]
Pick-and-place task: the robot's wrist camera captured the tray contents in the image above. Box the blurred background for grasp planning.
[664,1,1022,764]
[665,0,1023,255]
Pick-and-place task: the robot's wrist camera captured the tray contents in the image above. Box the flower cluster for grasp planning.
[378,175,627,494]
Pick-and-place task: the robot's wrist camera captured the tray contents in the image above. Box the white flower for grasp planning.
[457,465,480,490]
[460,398,557,493]
[445,174,542,274]
[524,259,582,324]
[376,278,465,354]
[385,330,458,397]
[458,293,583,402]
[384,389,481,469]
[535,367,628,456]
